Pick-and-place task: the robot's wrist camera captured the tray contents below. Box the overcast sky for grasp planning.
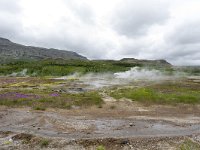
[0,0,200,65]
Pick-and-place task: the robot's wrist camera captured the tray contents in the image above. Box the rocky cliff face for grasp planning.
[0,37,87,61]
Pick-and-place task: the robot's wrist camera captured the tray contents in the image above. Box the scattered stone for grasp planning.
[120,140,129,145]
[12,133,33,141]
[9,138,13,143]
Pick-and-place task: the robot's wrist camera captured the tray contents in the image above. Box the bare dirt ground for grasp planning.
[0,101,200,150]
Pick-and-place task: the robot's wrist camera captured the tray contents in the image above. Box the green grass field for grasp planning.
[109,81,200,105]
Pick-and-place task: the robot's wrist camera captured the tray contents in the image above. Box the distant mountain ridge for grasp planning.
[120,58,171,66]
[0,37,87,61]
[0,37,171,66]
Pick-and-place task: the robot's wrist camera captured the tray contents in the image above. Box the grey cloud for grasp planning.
[0,20,20,38]
[63,1,96,24]
[0,0,22,40]
[111,0,169,37]
[17,32,114,60]
[161,21,200,65]
[0,0,200,66]
[162,45,200,58]
[0,0,21,13]
[148,43,200,66]
[72,4,95,24]
[167,22,200,45]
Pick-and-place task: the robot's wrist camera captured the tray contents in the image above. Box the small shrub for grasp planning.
[98,104,103,108]
[64,104,72,109]
[33,106,46,111]
[40,139,49,148]
[110,105,116,109]
[96,145,105,150]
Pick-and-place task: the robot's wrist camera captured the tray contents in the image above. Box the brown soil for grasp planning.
[0,101,200,149]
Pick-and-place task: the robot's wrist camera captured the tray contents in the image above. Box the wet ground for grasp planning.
[0,101,200,149]
[1,108,199,140]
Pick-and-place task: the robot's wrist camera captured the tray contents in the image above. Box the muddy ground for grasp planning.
[0,101,200,150]
[0,76,200,149]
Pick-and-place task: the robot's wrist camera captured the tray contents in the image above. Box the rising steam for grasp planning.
[55,67,175,89]
[114,67,165,80]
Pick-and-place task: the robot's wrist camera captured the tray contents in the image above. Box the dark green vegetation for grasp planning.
[0,59,131,76]
[109,80,200,105]
[0,59,164,76]
[1,58,199,77]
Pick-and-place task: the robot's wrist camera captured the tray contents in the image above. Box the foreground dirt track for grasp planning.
[0,101,200,150]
